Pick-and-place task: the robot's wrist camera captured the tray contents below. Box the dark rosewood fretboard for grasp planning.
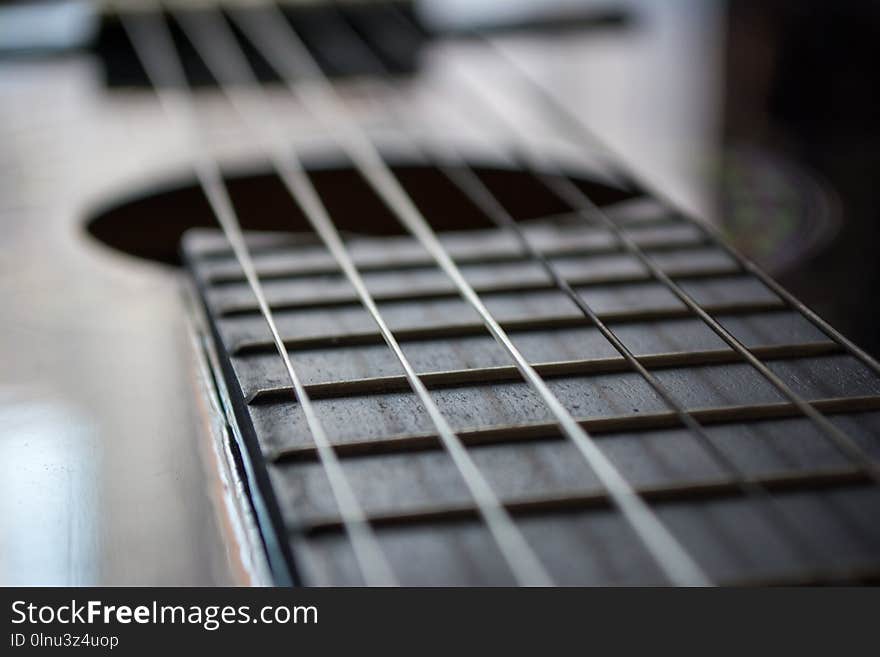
[184,195,880,586]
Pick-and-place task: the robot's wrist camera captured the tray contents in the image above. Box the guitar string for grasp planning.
[171,3,554,587]
[325,1,831,574]
[226,1,712,586]
[416,25,880,484]
[116,1,398,587]
[485,35,880,384]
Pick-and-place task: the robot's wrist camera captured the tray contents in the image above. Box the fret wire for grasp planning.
[205,233,712,285]
[272,395,880,463]
[485,37,880,385]
[115,1,398,587]
[232,300,791,356]
[227,1,712,586]
[297,466,869,536]
[215,265,744,317]
[326,2,831,573]
[248,342,843,404]
[425,30,880,486]
[172,4,554,587]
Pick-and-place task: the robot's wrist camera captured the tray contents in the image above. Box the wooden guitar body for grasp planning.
[2,1,878,586]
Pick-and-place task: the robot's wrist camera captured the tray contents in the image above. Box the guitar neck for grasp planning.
[183,190,880,586]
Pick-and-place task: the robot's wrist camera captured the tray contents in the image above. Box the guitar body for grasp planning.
[2,1,877,586]
[0,54,234,584]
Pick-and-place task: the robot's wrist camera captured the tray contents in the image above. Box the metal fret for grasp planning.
[297,466,870,535]
[231,300,790,355]
[215,264,742,317]
[270,395,880,462]
[249,342,842,403]
[204,223,708,284]
[205,239,712,287]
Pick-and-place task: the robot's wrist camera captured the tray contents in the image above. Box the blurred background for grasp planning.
[722,0,880,360]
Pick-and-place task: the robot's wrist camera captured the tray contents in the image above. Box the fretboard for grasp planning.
[184,197,880,586]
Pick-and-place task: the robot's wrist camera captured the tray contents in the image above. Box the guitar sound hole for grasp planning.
[85,163,635,265]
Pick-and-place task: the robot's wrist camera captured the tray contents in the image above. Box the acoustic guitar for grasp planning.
[2,0,879,587]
